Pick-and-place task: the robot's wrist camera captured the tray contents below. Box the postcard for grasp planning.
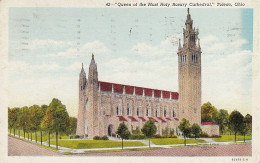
[0,0,259,162]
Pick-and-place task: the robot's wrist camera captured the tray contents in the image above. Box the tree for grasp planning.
[41,98,70,149]
[201,102,218,122]
[116,122,130,149]
[68,117,77,135]
[244,114,252,135]
[8,107,19,136]
[215,109,229,135]
[40,105,48,144]
[229,110,244,142]
[191,123,202,139]
[141,120,157,148]
[18,106,30,140]
[178,118,191,145]
[170,128,175,135]
[162,127,169,136]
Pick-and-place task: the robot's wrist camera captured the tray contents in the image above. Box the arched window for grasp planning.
[164,109,166,117]
[156,110,158,117]
[157,107,160,117]
[173,110,175,117]
[116,101,122,115]
[116,106,119,115]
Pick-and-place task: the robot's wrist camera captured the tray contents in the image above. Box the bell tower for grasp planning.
[85,54,99,139]
[76,63,87,136]
[178,8,201,125]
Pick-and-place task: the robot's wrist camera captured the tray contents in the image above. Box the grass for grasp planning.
[213,135,252,142]
[49,140,146,149]
[9,129,70,142]
[151,138,206,145]
[85,147,161,153]
[64,152,73,155]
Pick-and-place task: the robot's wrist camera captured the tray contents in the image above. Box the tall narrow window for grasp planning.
[164,110,166,117]
[85,99,88,111]
[116,106,119,115]
[127,103,130,115]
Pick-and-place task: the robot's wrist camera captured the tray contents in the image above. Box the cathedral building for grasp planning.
[76,9,219,139]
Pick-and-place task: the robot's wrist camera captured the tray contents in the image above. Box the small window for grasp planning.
[85,99,88,110]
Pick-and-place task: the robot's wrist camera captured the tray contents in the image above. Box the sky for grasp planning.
[8,8,253,117]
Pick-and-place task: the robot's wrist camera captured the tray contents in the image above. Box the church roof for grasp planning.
[98,81,179,100]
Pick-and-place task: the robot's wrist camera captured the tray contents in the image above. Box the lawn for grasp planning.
[85,147,161,153]
[212,135,252,142]
[50,140,146,149]
[151,138,206,145]
[9,129,70,142]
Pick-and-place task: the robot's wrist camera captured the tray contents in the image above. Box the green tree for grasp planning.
[141,120,157,148]
[41,98,70,149]
[132,126,141,134]
[116,122,130,149]
[229,110,244,142]
[162,127,169,136]
[215,109,229,135]
[9,107,19,136]
[40,105,48,144]
[201,102,218,122]
[68,117,77,135]
[18,106,30,140]
[244,114,252,135]
[178,118,191,145]
[191,123,202,139]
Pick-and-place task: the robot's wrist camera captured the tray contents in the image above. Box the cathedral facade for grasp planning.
[76,10,218,139]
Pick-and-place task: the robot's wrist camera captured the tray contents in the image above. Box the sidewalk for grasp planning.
[8,133,251,154]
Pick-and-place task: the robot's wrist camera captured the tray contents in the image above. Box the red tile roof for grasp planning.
[154,90,161,98]
[165,117,171,120]
[174,117,179,121]
[201,122,217,125]
[163,91,170,99]
[117,115,128,122]
[145,88,152,96]
[114,84,123,93]
[98,81,179,100]
[148,117,158,122]
[138,116,146,122]
[128,116,138,122]
[135,87,143,96]
[125,85,134,94]
[157,117,167,123]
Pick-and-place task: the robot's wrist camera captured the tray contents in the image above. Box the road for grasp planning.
[8,135,251,156]
[80,143,252,156]
[8,136,61,156]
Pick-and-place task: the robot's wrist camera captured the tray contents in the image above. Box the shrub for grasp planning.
[200,132,209,138]
[101,135,109,140]
[153,134,162,138]
[93,136,100,140]
[130,133,145,140]
[211,135,221,138]
[170,128,175,135]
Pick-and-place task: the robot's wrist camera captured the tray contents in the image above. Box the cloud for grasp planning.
[48,40,111,58]
[8,61,62,73]
[131,34,182,57]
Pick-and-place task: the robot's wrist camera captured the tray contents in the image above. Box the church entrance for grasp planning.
[108,124,113,137]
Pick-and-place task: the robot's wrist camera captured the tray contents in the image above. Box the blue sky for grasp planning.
[9,8,253,117]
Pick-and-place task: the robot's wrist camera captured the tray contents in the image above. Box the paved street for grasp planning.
[80,143,252,156]
[8,136,61,156]
[8,135,251,156]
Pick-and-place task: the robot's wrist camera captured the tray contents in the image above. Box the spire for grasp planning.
[178,39,181,50]
[90,53,96,66]
[185,8,193,30]
[80,63,85,75]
